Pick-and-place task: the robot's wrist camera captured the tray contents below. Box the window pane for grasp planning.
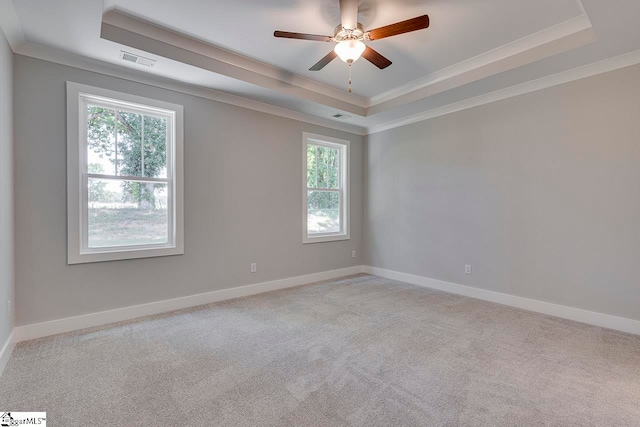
[316,146,328,188]
[306,144,317,188]
[307,190,340,234]
[307,144,339,190]
[116,111,143,176]
[143,116,168,178]
[328,148,340,189]
[87,105,116,176]
[88,178,168,248]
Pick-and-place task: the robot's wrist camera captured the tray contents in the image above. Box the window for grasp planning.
[67,82,183,264]
[303,133,350,243]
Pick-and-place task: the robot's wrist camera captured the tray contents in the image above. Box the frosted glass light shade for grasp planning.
[334,40,366,64]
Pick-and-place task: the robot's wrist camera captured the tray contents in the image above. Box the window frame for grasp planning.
[66,82,184,264]
[302,132,350,244]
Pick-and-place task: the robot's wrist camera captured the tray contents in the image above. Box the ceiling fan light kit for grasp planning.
[274,0,430,93]
[334,40,366,64]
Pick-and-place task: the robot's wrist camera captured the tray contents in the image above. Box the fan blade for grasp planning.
[361,46,392,69]
[310,50,338,71]
[339,0,359,30]
[274,31,333,42]
[366,15,430,41]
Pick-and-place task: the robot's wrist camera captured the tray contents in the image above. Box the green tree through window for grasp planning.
[306,143,341,234]
[87,106,167,208]
[68,83,183,263]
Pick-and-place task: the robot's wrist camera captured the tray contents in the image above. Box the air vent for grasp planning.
[332,113,351,120]
[121,52,138,62]
[120,51,156,67]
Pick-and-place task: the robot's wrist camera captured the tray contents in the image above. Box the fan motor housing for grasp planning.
[333,23,365,42]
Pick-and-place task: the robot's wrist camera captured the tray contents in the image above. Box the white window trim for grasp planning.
[302,132,350,244]
[66,82,184,264]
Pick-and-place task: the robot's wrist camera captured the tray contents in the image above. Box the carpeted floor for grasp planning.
[2,274,640,426]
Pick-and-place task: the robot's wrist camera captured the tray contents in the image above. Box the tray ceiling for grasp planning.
[101,0,583,98]
[3,0,640,134]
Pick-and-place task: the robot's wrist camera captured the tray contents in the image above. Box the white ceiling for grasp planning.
[104,0,583,98]
[3,0,640,134]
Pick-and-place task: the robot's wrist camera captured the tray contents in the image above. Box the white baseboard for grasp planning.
[13,263,635,356]
[364,266,640,336]
[15,266,365,343]
[0,329,16,377]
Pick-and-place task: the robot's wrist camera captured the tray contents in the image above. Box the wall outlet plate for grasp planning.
[465,265,472,275]
[250,263,257,273]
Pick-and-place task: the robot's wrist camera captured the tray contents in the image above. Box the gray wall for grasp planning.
[365,64,640,321]
[13,53,640,328]
[14,55,363,326]
[0,31,14,344]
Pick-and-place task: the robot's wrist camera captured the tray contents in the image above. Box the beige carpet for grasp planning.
[2,274,639,426]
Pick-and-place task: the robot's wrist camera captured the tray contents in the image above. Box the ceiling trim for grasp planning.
[12,40,640,138]
[367,48,640,134]
[366,13,595,113]
[6,0,637,138]
[101,6,597,118]
[101,8,367,116]
[14,41,368,136]
[0,0,25,51]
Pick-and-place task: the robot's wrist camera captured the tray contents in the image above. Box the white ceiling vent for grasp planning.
[332,113,351,120]
[120,51,156,67]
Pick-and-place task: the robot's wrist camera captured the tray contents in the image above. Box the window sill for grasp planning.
[68,245,184,264]
[303,234,350,244]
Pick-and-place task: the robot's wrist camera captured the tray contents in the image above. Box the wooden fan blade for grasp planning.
[310,50,338,71]
[339,0,359,30]
[366,15,430,40]
[361,46,392,69]
[274,31,333,42]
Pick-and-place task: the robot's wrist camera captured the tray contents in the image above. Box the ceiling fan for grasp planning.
[274,0,429,91]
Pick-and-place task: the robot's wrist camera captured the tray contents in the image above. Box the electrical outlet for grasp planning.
[465,265,472,275]
[250,263,257,273]
[352,250,356,258]
[7,300,11,318]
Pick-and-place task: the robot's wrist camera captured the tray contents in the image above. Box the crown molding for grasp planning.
[101,8,368,116]
[0,0,25,51]
[13,40,640,138]
[101,6,597,119]
[0,0,599,123]
[14,42,368,136]
[367,48,640,134]
[364,0,591,111]
[8,0,637,138]
[2,0,598,122]
[366,13,595,114]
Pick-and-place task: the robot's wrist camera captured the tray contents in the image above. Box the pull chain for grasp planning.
[348,64,352,93]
